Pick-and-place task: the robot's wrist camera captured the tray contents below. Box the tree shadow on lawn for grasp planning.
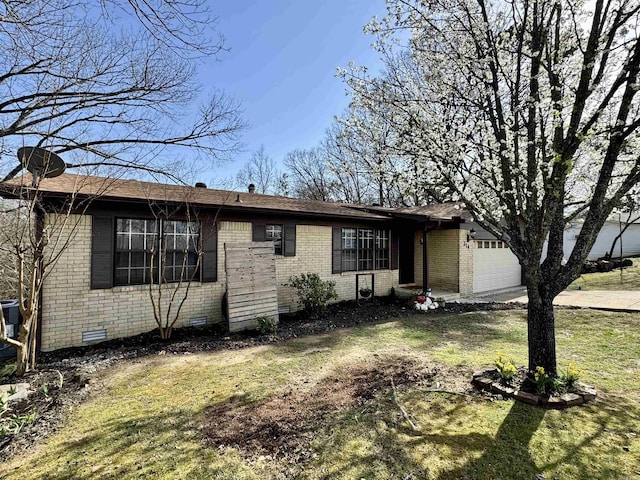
[434,401,545,480]
[312,394,639,480]
[271,310,527,360]
[399,311,528,347]
[7,409,254,480]
[17,372,638,480]
[308,398,542,480]
[432,396,640,479]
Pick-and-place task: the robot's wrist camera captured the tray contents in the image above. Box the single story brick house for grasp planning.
[1,174,522,351]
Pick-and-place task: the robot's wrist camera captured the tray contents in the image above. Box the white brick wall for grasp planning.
[41,216,400,351]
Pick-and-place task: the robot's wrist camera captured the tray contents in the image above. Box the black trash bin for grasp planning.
[1,299,21,359]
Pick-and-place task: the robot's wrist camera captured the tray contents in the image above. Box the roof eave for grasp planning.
[32,191,391,222]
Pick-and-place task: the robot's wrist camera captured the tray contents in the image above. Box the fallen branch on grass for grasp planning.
[390,378,420,431]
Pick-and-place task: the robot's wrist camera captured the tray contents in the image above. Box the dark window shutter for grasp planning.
[391,229,399,270]
[391,230,400,270]
[91,216,114,289]
[252,221,266,242]
[201,224,218,283]
[284,224,296,257]
[332,227,342,274]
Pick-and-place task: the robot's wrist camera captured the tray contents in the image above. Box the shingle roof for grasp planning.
[1,174,471,223]
[1,173,391,220]
[360,203,471,221]
[392,203,472,221]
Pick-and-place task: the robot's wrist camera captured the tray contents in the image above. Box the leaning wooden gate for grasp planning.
[224,242,279,332]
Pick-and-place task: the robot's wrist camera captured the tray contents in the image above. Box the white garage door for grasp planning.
[473,240,522,293]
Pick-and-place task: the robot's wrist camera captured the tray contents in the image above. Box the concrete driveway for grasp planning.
[474,288,640,312]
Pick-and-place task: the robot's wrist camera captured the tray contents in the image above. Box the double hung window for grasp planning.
[266,224,283,255]
[115,218,200,286]
[340,228,390,272]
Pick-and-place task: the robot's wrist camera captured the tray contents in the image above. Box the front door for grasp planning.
[399,232,415,284]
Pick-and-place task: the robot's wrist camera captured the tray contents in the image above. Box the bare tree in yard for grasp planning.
[0,175,115,375]
[284,147,337,201]
[341,0,640,376]
[144,192,225,340]
[284,116,440,206]
[0,0,244,374]
[236,145,281,194]
[0,200,22,299]
[0,0,244,183]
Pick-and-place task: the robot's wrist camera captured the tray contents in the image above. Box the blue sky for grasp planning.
[203,0,387,183]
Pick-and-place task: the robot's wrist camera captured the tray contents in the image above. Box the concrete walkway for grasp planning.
[467,288,640,312]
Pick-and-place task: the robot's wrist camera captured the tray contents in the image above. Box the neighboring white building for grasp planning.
[562,216,640,260]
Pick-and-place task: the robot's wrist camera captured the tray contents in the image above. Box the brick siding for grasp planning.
[40,216,399,351]
[412,229,462,291]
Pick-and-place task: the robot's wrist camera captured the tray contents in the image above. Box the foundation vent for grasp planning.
[189,317,207,327]
[82,329,107,343]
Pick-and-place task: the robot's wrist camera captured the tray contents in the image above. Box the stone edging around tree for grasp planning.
[471,369,597,408]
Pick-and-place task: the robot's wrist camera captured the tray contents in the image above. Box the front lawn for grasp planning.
[568,256,640,290]
[1,309,639,479]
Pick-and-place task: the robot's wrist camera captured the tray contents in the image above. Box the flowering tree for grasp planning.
[340,0,640,376]
[334,105,401,206]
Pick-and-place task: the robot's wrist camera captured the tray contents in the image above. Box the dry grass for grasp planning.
[1,309,639,479]
[568,257,640,290]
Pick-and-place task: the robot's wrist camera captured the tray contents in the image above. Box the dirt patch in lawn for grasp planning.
[202,355,468,465]
[0,299,510,460]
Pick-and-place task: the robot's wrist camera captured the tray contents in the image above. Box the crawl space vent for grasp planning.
[189,317,207,327]
[82,329,107,342]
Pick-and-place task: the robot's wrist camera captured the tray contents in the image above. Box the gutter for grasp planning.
[9,191,393,223]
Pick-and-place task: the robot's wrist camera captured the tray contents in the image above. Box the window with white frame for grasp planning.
[341,228,357,271]
[266,224,283,255]
[375,229,390,269]
[341,228,390,272]
[115,218,200,286]
[162,220,200,282]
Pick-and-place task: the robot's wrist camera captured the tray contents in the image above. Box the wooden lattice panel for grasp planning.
[224,242,279,332]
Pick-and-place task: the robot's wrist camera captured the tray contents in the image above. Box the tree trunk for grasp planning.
[526,287,558,377]
[16,343,29,376]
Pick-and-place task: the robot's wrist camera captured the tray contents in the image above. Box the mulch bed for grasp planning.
[472,367,597,408]
[0,298,524,460]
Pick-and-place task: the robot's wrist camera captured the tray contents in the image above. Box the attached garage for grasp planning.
[473,240,522,293]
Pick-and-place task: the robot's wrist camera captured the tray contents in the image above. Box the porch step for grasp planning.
[395,286,460,301]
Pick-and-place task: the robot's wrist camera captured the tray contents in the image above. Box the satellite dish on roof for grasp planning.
[17,147,66,187]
